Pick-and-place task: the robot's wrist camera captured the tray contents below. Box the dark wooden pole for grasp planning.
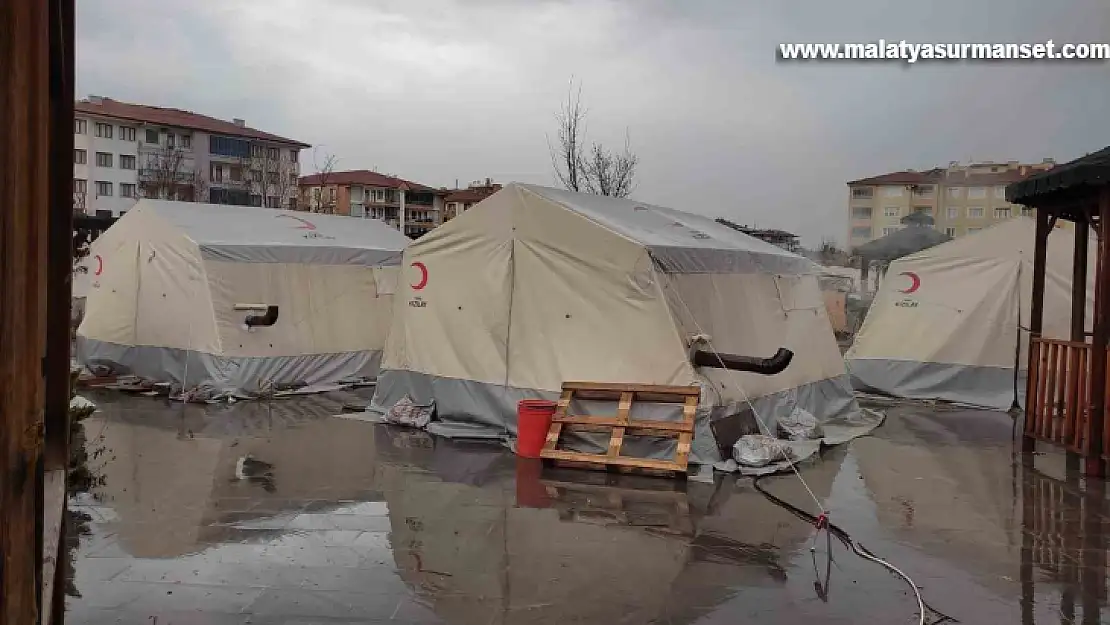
[1069,216,1090,473]
[0,0,51,622]
[1087,190,1110,477]
[1024,207,1051,453]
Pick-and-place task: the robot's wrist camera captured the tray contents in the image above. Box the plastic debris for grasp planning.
[733,434,794,467]
[776,405,824,441]
[384,394,435,429]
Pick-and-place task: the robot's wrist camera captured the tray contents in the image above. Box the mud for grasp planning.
[66,392,1109,624]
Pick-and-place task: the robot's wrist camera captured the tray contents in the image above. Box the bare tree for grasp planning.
[140,146,205,202]
[240,145,300,209]
[548,79,637,198]
[306,150,339,214]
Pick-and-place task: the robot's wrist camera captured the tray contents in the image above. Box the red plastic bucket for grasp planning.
[516,399,558,458]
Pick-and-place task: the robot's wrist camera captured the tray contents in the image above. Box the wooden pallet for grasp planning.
[539,382,700,479]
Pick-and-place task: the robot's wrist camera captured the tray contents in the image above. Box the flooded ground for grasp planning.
[65,390,1109,624]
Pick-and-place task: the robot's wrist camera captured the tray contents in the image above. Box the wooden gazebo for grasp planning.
[1007,147,1110,476]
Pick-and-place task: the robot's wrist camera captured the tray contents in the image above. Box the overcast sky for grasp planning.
[77,0,1110,245]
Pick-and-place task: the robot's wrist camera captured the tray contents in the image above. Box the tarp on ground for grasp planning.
[370,183,878,467]
[76,200,410,397]
[846,217,1095,410]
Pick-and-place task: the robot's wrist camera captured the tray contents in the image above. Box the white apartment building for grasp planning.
[74,96,309,216]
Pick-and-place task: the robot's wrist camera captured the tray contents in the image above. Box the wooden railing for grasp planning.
[1027,337,1095,453]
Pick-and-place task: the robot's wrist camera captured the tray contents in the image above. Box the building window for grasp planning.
[145,129,159,144]
[884,206,899,217]
[945,227,957,237]
[967,207,984,218]
[288,197,297,210]
[267,147,279,160]
[290,150,298,163]
[95,123,113,139]
[209,135,251,158]
[251,169,262,182]
[994,185,1007,198]
[351,203,365,218]
[968,227,983,233]
[265,195,279,208]
[230,165,243,182]
[967,187,987,199]
[73,179,87,194]
[251,145,264,158]
[211,164,224,182]
[250,194,263,207]
[95,152,112,167]
[119,155,136,170]
[947,187,962,198]
[882,226,901,236]
[851,188,873,199]
[74,119,87,134]
[95,181,113,197]
[267,171,279,184]
[288,173,297,185]
[119,126,136,141]
[913,206,933,216]
[95,209,112,218]
[120,183,137,198]
[912,185,934,197]
[994,207,1011,219]
[181,134,192,149]
[166,133,175,149]
[1021,207,1034,218]
[946,207,959,219]
[882,186,904,197]
[74,149,87,164]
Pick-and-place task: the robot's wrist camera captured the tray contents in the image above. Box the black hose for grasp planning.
[753,475,958,625]
[692,347,793,375]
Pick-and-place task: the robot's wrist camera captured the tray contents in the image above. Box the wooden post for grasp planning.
[1024,207,1051,452]
[1087,190,1110,477]
[0,0,51,622]
[1068,216,1090,473]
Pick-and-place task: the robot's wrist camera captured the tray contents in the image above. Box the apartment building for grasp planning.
[298,170,447,239]
[846,159,1057,247]
[443,179,502,222]
[74,95,309,216]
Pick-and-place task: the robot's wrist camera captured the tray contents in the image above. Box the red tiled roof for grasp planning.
[445,187,499,203]
[75,97,310,147]
[849,165,1053,187]
[299,170,442,193]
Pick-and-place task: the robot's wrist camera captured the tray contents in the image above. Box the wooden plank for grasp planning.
[564,423,688,439]
[1064,344,1080,445]
[555,389,573,418]
[540,448,685,472]
[553,415,691,434]
[1038,342,1054,440]
[1048,343,1063,441]
[681,396,697,426]
[608,392,632,457]
[562,381,701,395]
[1027,340,1041,437]
[673,432,693,470]
[0,0,53,622]
[541,422,564,453]
[39,468,65,625]
[1078,347,1089,453]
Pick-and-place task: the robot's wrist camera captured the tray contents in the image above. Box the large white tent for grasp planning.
[846,217,1096,410]
[372,183,862,463]
[77,199,410,397]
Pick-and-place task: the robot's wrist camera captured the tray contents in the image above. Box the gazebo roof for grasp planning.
[852,225,950,262]
[1007,146,1110,205]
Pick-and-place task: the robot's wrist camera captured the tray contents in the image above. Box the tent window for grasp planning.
[773,275,822,312]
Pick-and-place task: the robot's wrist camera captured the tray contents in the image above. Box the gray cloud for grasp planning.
[77,0,1110,245]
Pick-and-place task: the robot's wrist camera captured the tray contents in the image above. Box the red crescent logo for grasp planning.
[411,262,428,290]
[94,254,103,276]
[276,214,317,230]
[899,271,920,294]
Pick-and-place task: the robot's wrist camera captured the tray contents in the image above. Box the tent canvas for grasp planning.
[76,199,410,397]
[846,217,1096,410]
[372,183,865,464]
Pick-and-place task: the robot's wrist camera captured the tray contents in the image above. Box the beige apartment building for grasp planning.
[846,159,1057,247]
[298,170,446,239]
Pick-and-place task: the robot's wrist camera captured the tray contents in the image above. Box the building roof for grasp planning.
[299,170,441,193]
[129,199,410,266]
[1007,146,1110,204]
[75,97,309,148]
[850,166,1046,187]
[445,188,497,203]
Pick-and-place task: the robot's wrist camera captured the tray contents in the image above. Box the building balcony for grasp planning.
[138,169,196,183]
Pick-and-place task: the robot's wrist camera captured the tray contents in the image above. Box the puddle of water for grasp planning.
[66,392,1110,624]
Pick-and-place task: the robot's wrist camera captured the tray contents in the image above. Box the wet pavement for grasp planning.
[66,391,1110,624]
